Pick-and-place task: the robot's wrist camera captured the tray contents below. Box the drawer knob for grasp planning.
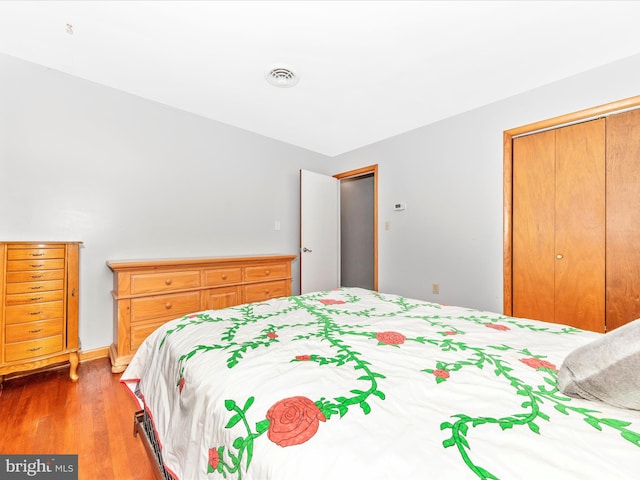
[31,274,43,279]
[265,270,270,275]
[30,253,45,257]
[30,286,43,290]
[29,311,43,316]
[165,279,172,285]
[165,303,173,309]
[30,297,44,302]
[29,329,43,333]
[221,274,227,280]
[264,290,270,295]
[30,264,44,268]
[28,347,42,352]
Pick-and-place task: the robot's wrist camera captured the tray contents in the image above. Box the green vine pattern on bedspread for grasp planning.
[159,290,640,479]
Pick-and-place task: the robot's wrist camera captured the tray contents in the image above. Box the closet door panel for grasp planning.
[512,130,555,321]
[554,120,605,332]
[606,109,640,331]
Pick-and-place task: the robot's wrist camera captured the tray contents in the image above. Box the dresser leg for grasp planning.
[69,351,79,381]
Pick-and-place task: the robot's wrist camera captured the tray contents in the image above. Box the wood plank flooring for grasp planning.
[0,358,156,479]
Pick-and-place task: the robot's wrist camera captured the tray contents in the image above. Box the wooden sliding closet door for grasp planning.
[512,130,555,321]
[554,120,605,331]
[512,119,605,331]
[606,109,640,331]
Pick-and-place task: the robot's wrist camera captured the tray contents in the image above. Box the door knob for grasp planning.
[302,247,312,253]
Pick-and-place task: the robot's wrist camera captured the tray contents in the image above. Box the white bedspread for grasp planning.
[121,287,640,480]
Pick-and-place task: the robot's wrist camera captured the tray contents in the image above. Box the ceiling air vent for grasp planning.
[265,65,299,88]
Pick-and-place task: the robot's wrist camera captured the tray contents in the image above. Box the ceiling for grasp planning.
[1,1,640,157]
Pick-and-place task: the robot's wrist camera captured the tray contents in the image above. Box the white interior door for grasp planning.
[300,169,340,293]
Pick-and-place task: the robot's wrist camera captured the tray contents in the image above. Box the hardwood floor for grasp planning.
[0,358,156,479]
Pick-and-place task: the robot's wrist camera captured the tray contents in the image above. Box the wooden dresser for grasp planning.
[0,241,81,381]
[107,254,296,373]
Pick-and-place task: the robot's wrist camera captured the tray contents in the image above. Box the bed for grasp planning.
[121,287,640,479]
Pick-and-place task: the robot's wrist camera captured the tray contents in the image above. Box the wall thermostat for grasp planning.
[393,202,406,211]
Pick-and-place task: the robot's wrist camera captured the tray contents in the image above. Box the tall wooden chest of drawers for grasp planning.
[0,242,81,381]
[107,254,296,373]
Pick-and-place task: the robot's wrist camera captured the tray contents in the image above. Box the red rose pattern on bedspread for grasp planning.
[158,289,640,480]
[266,396,327,447]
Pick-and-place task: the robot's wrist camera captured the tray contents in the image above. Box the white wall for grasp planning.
[332,53,640,313]
[0,53,331,352]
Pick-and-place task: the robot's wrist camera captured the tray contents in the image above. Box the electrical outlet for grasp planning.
[432,283,440,294]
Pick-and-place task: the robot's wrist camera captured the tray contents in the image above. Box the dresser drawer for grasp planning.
[5,301,65,324]
[244,280,289,303]
[7,259,65,271]
[5,319,64,343]
[6,269,65,283]
[5,290,65,306]
[131,291,201,323]
[204,286,241,310]
[244,263,289,282]
[5,279,65,294]
[131,320,170,351]
[7,247,65,261]
[4,335,64,362]
[130,271,201,295]
[203,267,242,286]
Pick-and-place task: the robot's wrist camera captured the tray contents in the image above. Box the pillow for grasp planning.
[557,318,640,410]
